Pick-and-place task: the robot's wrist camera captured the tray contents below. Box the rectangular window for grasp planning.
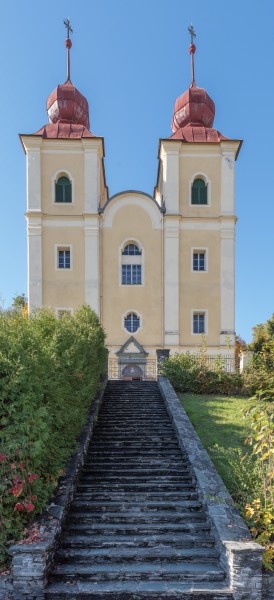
[58,249,71,269]
[193,313,205,334]
[122,264,142,285]
[193,252,205,271]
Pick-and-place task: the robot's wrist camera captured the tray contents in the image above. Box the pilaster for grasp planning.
[220,220,235,345]
[84,216,100,316]
[25,138,42,212]
[164,217,180,345]
[221,150,235,216]
[82,139,103,213]
[27,217,42,311]
[159,141,181,214]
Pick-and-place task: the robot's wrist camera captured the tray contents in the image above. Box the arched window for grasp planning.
[124,313,140,333]
[122,244,141,256]
[121,241,142,285]
[55,176,72,203]
[191,178,207,205]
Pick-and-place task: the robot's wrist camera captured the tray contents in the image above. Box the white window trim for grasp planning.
[55,244,73,270]
[56,308,73,318]
[52,169,75,205]
[191,247,208,273]
[119,238,145,286]
[189,172,211,207]
[191,309,208,335]
[122,309,142,334]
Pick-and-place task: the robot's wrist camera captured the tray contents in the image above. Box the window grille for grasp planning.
[193,313,205,334]
[193,252,205,271]
[122,264,142,285]
[58,249,71,269]
[124,313,140,333]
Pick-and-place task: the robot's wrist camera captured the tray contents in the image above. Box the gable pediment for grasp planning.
[116,336,148,358]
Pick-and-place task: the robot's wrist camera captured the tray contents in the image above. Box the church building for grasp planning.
[20,27,242,379]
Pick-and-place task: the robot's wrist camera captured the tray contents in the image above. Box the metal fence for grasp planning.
[190,354,237,373]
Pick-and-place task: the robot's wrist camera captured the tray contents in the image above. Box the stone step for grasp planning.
[86,453,184,460]
[45,580,233,599]
[76,483,196,492]
[90,432,179,438]
[83,467,191,476]
[70,500,201,511]
[94,429,174,435]
[68,510,207,524]
[100,413,169,418]
[69,511,207,528]
[64,522,212,535]
[98,419,169,422]
[83,459,189,468]
[102,399,163,403]
[96,417,172,422]
[56,546,220,564]
[72,491,199,502]
[89,441,181,448]
[61,531,216,549]
[49,561,225,583]
[78,475,194,485]
[99,412,169,417]
[86,451,184,458]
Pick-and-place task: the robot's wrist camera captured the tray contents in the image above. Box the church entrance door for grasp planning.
[122,364,143,380]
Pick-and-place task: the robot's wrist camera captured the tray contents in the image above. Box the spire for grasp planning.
[64,18,73,82]
[188,24,196,86]
[169,29,229,142]
[33,20,93,138]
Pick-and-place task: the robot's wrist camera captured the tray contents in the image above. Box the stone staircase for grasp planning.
[45,380,233,599]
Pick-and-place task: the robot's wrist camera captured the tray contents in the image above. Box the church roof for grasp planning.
[170,124,228,143]
[34,122,94,139]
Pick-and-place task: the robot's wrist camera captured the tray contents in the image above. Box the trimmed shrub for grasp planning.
[0,306,107,566]
[159,352,242,395]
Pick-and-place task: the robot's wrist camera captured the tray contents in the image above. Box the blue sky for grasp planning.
[0,0,273,342]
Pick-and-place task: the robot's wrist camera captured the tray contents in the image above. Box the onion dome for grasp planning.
[171,83,215,131]
[46,79,90,130]
[34,22,94,139]
[170,31,228,142]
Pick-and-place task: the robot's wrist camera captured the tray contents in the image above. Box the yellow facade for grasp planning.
[20,69,241,379]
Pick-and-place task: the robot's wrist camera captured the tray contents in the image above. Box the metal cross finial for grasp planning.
[63,18,73,81]
[64,18,73,39]
[188,24,196,44]
[188,24,196,85]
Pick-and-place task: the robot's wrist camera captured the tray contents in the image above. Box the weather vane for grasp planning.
[64,18,73,82]
[188,24,196,86]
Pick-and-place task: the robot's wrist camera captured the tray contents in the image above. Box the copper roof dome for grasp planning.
[170,33,228,143]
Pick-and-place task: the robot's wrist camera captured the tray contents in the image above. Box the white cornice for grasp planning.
[180,153,221,158]
[20,135,43,154]
[42,149,83,155]
[42,218,84,228]
[220,140,242,158]
[81,138,104,154]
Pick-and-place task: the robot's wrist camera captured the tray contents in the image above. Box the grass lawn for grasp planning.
[178,393,255,498]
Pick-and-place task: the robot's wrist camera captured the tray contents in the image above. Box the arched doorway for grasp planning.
[122,364,143,380]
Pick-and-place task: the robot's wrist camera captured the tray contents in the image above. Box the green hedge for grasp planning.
[159,352,242,396]
[0,306,107,565]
